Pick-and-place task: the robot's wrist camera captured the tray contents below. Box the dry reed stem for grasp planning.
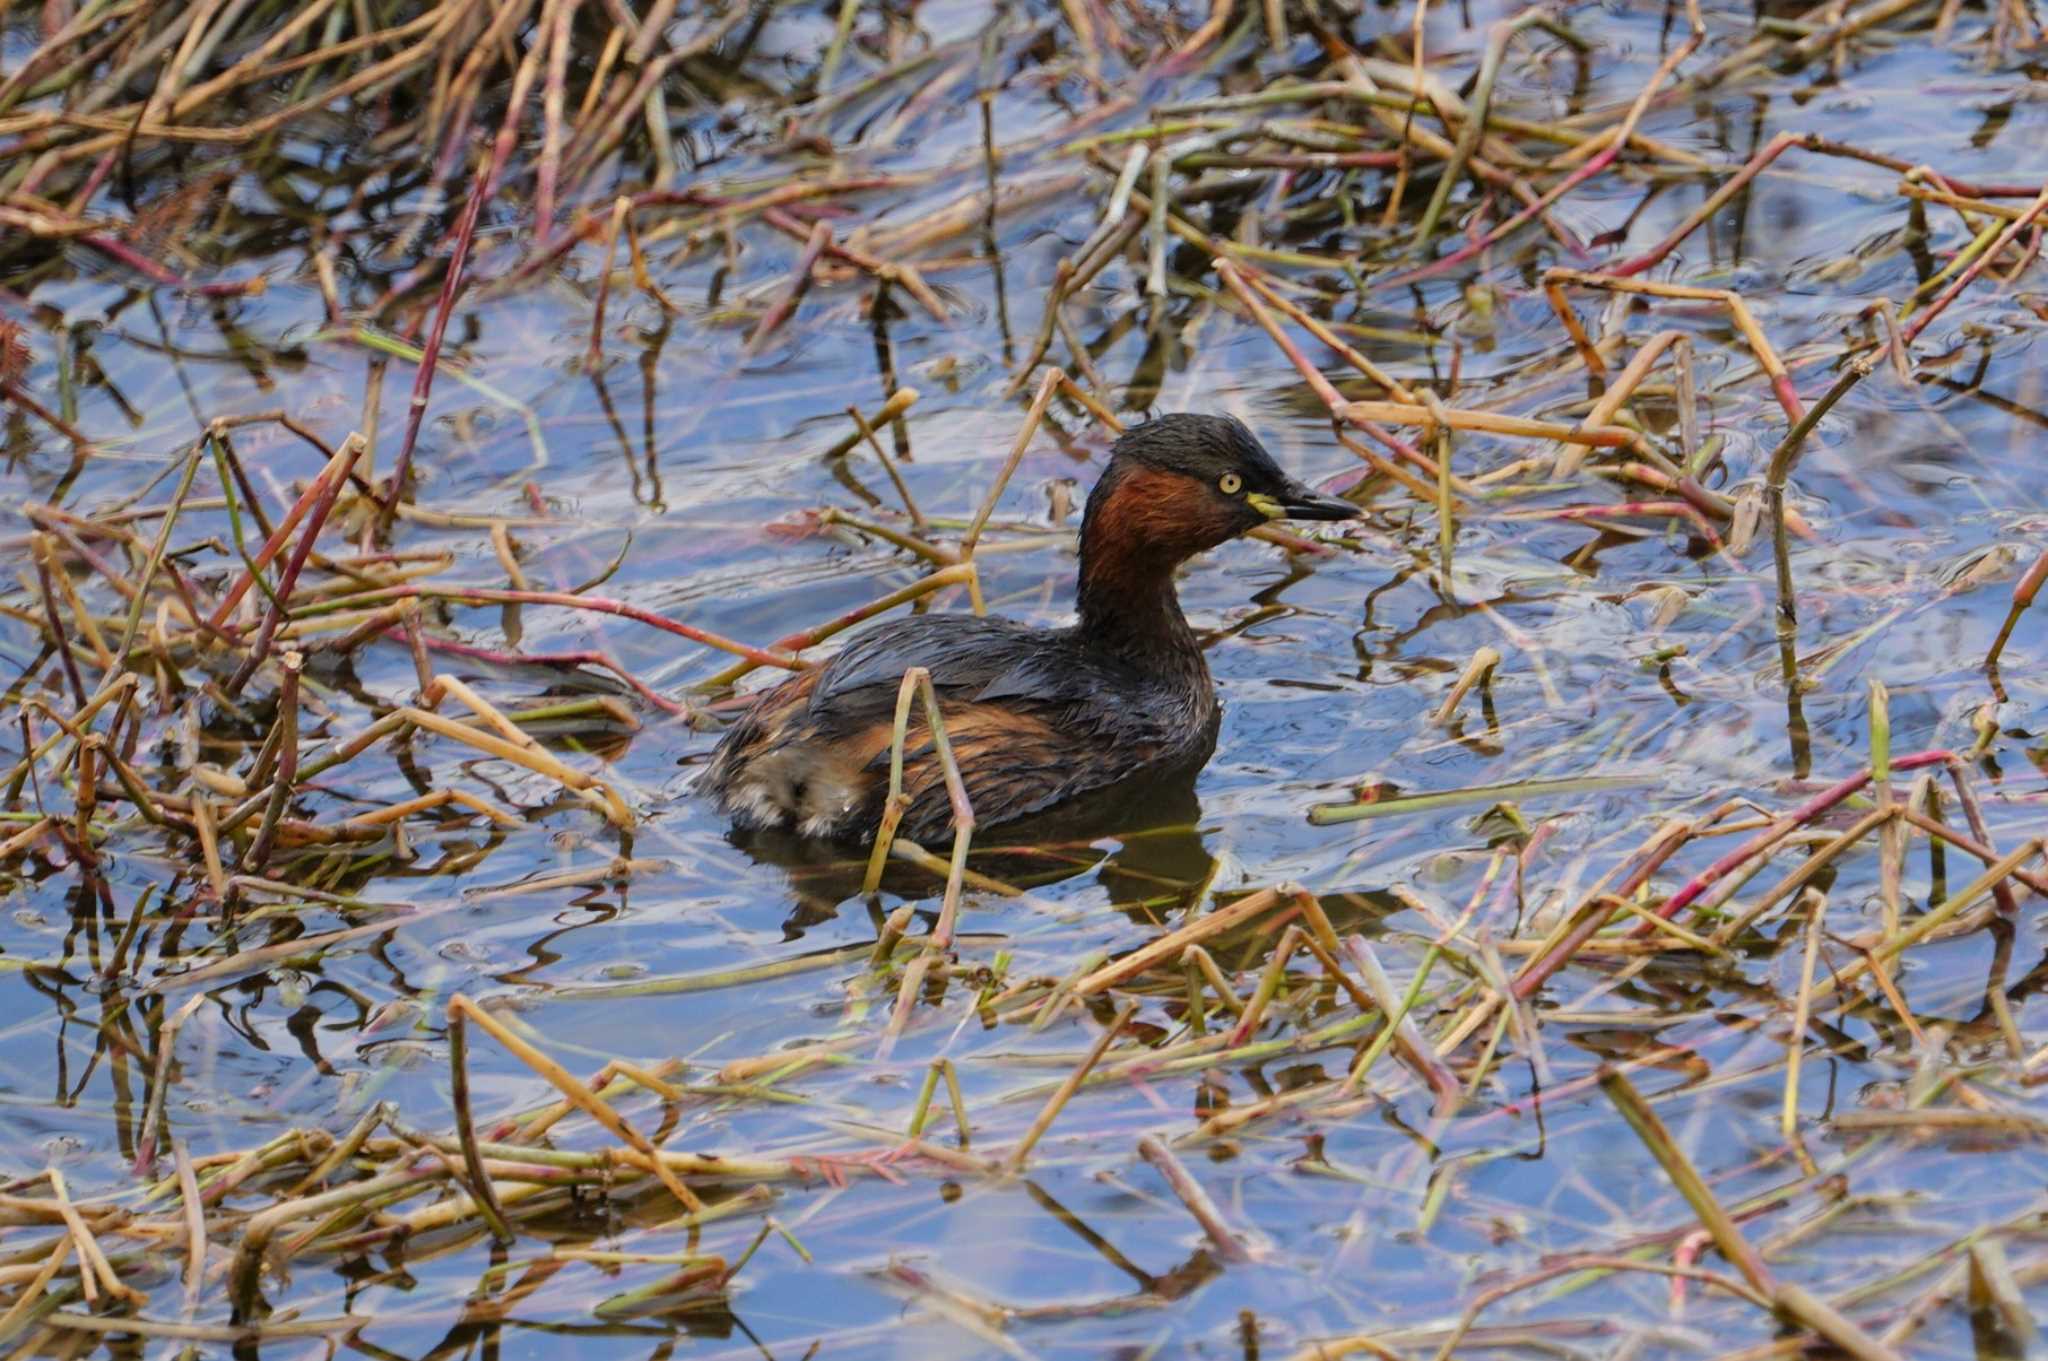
[1985,544,2048,668]
[865,668,925,894]
[446,1001,516,1246]
[1343,936,1456,1105]
[243,650,302,873]
[1182,944,1245,1015]
[1542,268,1805,433]
[1898,807,2048,898]
[1424,390,1456,576]
[1501,749,1957,1003]
[228,1155,445,1303]
[188,791,225,901]
[1136,1135,1254,1262]
[1003,1001,1135,1174]
[134,993,206,1175]
[1610,130,1804,278]
[1398,0,1705,285]
[1599,1071,1774,1294]
[1073,886,1284,995]
[324,583,802,672]
[1780,888,1828,1141]
[1239,266,1417,402]
[1218,261,1469,492]
[227,436,364,695]
[817,386,922,459]
[383,170,490,531]
[1833,840,2044,986]
[0,1237,70,1343]
[342,787,523,831]
[399,704,627,823]
[1227,924,1302,1046]
[964,368,1063,557]
[1410,7,1546,255]
[1712,807,1892,945]
[1342,399,1648,454]
[446,995,702,1212]
[589,195,629,365]
[748,220,833,351]
[150,910,448,996]
[46,1169,137,1307]
[845,406,926,531]
[173,1142,204,1307]
[1902,181,2048,343]
[764,208,949,321]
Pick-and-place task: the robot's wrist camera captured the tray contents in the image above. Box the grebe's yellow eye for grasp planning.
[1219,472,1242,494]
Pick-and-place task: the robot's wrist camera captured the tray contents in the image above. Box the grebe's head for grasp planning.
[1086,413,1359,562]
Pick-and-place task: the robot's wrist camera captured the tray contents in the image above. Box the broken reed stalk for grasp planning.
[905,1060,944,1139]
[381,169,490,534]
[817,387,921,460]
[1423,391,1455,577]
[588,196,630,365]
[1215,259,1463,493]
[1779,888,1827,1141]
[874,666,977,1051]
[1985,544,2048,668]
[1765,354,1876,631]
[1410,6,1545,256]
[446,1001,516,1246]
[846,403,925,531]
[702,561,979,693]
[862,665,976,923]
[1395,0,1705,286]
[98,444,207,683]
[1542,268,1809,459]
[243,651,302,874]
[134,994,205,1176]
[446,995,702,1213]
[1136,1135,1253,1262]
[1074,886,1285,995]
[1901,181,2048,343]
[861,674,920,901]
[206,431,360,628]
[400,704,629,824]
[960,367,1062,612]
[1341,938,1445,1098]
[30,540,86,706]
[308,582,805,672]
[1830,840,2045,992]
[226,434,366,695]
[1004,1001,1135,1175]
[748,220,833,351]
[1513,749,1956,1000]
[1418,1255,1771,1361]
[1227,925,1303,1046]
[1602,1070,1908,1360]
[174,1143,204,1308]
[0,1232,71,1338]
[1598,1071,1772,1289]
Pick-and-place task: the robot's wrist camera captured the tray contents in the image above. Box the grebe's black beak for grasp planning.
[1249,482,1360,522]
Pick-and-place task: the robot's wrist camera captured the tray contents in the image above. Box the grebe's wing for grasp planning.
[805,614,1074,716]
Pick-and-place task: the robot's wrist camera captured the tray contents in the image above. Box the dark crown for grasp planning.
[1110,412,1289,489]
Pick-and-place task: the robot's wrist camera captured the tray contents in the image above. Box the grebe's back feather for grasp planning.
[701,613,1211,842]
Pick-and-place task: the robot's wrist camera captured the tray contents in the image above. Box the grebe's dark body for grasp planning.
[701,413,1357,843]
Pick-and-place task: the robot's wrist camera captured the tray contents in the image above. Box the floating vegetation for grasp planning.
[0,0,2045,1356]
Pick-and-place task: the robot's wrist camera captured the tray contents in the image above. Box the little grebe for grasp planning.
[702,413,1359,843]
